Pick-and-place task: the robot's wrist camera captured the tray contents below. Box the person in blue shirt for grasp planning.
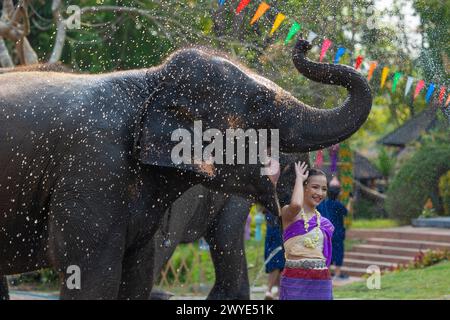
[264,209,285,299]
[317,178,348,279]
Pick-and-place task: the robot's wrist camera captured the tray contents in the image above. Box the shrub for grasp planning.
[385,134,450,223]
[390,250,450,272]
[439,171,450,216]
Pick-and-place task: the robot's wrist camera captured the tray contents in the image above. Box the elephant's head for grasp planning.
[133,38,372,182]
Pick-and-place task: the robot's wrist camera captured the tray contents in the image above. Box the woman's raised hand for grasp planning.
[294,161,309,182]
[267,157,280,186]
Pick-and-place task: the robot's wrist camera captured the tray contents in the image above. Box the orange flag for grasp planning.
[250,2,270,25]
[367,62,377,81]
[270,13,286,35]
[446,95,450,107]
[438,86,446,103]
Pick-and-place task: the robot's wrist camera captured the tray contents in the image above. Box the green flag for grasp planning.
[392,72,402,93]
[284,22,301,45]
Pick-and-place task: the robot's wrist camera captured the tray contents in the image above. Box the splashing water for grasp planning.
[250,245,283,290]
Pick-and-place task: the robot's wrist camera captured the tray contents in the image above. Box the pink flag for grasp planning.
[319,39,332,62]
[413,80,425,100]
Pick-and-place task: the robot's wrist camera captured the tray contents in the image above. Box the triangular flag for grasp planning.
[425,83,435,103]
[367,62,377,81]
[218,0,226,6]
[333,47,346,64]
[250,2,270,25]
[319,39,332,62]
[392,72,402,93]
[270,13,286,35]
[404,76,414,97]
[380,66,390,88]
[307,31,317,43]
[438,86,446,103]
[284,22,301,44]
[354,55,364,70]
[413,80,425,100]
[236,0,251,14]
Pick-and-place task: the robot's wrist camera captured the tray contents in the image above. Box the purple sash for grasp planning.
[283,216,335,267]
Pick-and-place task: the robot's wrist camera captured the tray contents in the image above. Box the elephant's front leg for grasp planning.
[48,194,128,300]
[206,196,251,300]
[118,238,155,300]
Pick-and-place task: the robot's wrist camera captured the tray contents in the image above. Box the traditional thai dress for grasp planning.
[279,215,335,300]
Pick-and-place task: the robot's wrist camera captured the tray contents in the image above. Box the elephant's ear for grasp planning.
[132,88,217,180]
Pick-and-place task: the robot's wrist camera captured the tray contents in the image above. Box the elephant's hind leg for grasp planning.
[0,276,9,300]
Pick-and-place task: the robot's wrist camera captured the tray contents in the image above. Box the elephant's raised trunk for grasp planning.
[277,39,372,152]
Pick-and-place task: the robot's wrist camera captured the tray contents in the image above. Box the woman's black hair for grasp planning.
[303,168,327,186]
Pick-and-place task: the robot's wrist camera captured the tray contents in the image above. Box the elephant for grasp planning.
[0,38,372,299]
[150,152,308,300]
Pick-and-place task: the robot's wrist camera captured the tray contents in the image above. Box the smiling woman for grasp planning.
[269,162,335,300]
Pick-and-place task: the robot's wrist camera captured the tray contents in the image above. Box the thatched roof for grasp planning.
[378,107,438,147]
[353,152,383,180]
[320,152,383,181]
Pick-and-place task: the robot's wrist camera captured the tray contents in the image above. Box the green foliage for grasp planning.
[11,269,59,289]
[351,218,399,229]
[376,147,395,178]
[420,207,437,218]
[353,198,387,219]
[385,132,450,223]
[439,171,450,216]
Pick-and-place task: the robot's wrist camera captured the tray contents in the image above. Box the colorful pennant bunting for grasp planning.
[354,55,363,70]
[367,62,377,81]
[284,22,301,44]
[413,80,425,100]
[270,13,286,35]
[333,47,346,64]
[220,1,448,108]
[320,39,332,62]
[438,86,446,103]
[392,72,402,93]
[405,76,414,97]
[380,66,389,88]
[307,31,317,43]
[236,0,251,14]
[250,2,270,25]
[425,83,435,103]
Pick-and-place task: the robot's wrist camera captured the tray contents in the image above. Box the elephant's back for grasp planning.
[0,71,97,102]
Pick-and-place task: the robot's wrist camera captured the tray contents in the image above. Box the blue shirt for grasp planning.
[317,199,347,239]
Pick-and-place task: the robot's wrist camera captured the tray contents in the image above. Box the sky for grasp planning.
[375,0,422,56]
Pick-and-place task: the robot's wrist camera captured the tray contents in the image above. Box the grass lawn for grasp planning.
[350,218,399,229]
[334,261,450,299]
